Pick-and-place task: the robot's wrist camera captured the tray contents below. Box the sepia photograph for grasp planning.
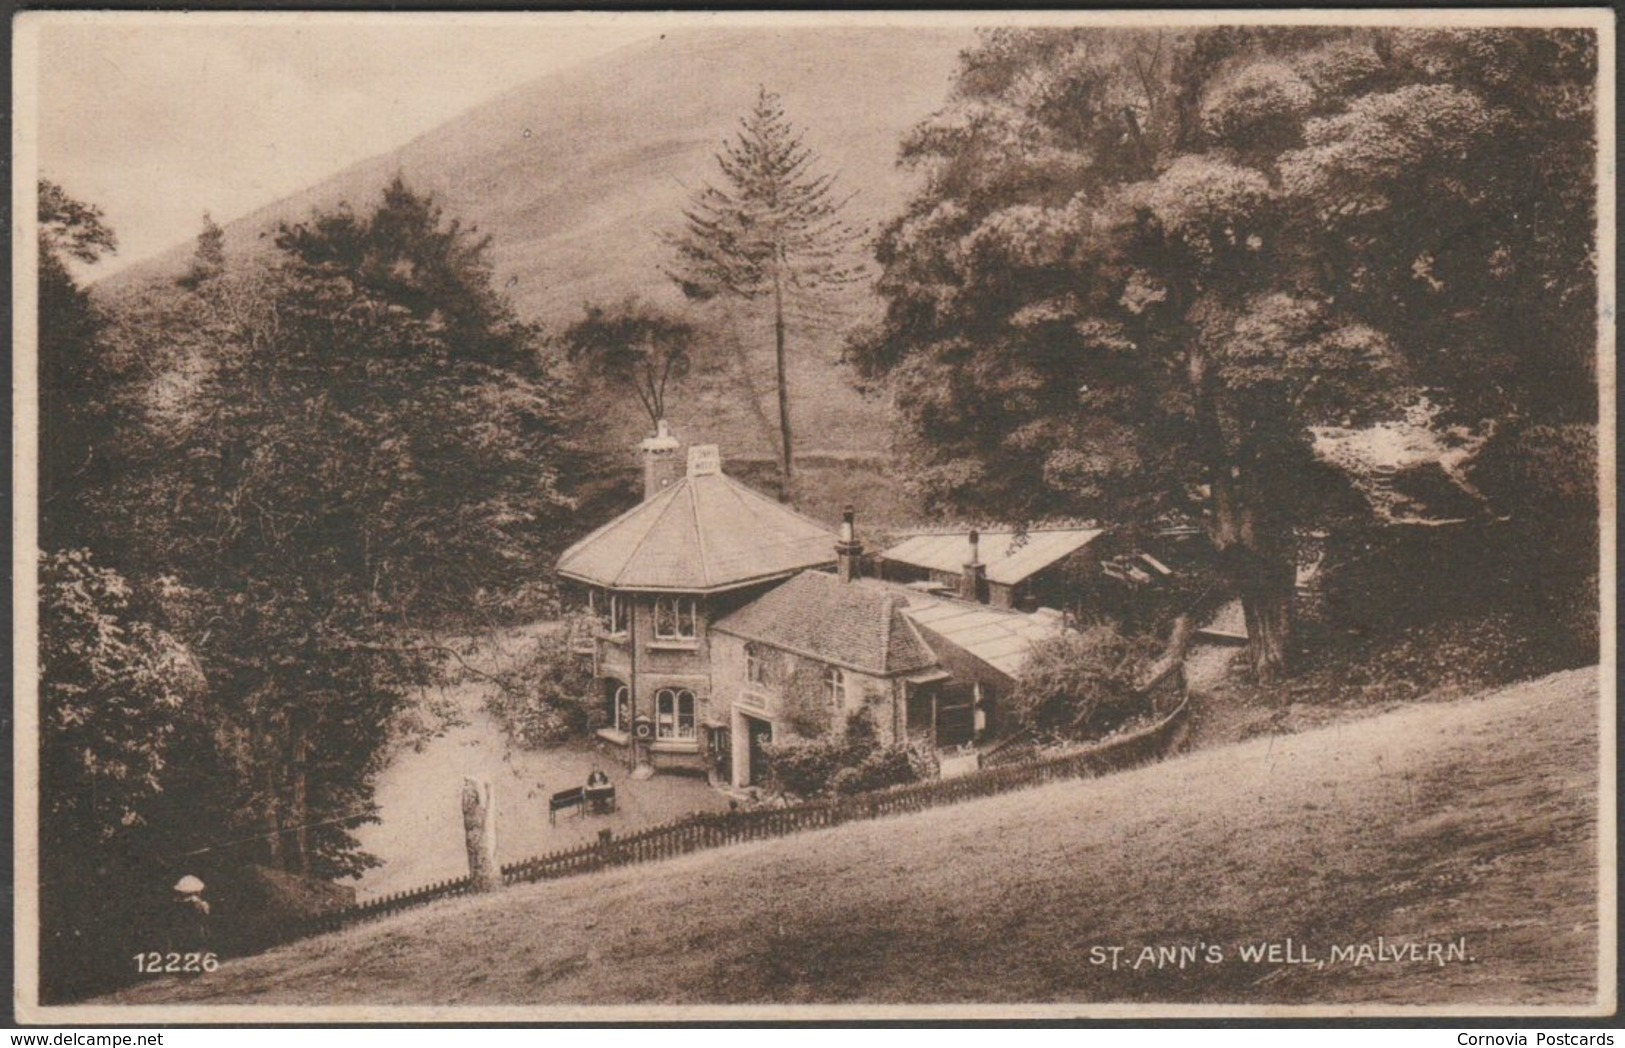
[11,8,1615,1023]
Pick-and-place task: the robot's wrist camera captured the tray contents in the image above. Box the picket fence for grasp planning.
[280,663,1190,944]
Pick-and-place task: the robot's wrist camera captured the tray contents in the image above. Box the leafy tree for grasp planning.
[857,27,1597,679]
[38,548,197,1000]
[485,613,598,746]
[101,177,582,878]
[276,175,539,372]
[38,180,119,550]
[1011,625,1150,738]
[563,297,696,427]
[40,550,191,853]
[666,87,866,493]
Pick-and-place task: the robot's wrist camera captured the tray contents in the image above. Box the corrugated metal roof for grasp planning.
[556,472,836,592]
[713,574,938,677]
[894,588,1065,680]
[881,528,1103,586]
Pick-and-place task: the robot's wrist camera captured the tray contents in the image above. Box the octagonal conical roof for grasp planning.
[557,469,836,593]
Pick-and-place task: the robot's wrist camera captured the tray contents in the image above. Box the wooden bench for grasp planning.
[548,786,585,824]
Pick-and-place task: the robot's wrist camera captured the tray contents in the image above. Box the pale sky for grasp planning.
[24,14,656,277]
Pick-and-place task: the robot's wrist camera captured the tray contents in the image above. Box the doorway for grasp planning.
[906,680,977,749]
[737,713,772,788]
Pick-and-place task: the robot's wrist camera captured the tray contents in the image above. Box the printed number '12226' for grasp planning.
[133,951,219,974]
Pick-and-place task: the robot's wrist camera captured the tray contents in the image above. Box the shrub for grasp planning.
[762,707,920,800]
[485,613,596,747]
[1011,624,1152,739]
[761,733,849,799]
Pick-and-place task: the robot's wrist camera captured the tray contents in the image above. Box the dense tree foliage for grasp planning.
[101,178,581,877]
[37,178,588,998]
[38,549,200,999]
[38,180,120,550]
[563,297,696,427]
[667,86,866,491]
[855,28,1597,678]
[484,614,599,746]
[1011,625,1151,738]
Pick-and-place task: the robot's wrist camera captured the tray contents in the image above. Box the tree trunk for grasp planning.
[1242,581,1293,683]
[1190,342,1295,682]
[1209,489,1297,683]
[263,766,285,870]
[771,266,793,501]
[290,728,310,876]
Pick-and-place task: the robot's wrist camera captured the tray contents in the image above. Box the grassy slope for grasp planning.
[97,27,973,463]
[109,667,1602,1010]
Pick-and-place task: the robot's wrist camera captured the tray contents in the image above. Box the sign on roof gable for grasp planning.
[687,445,721,477]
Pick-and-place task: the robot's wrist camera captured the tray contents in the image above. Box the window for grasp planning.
[654,595,698,640]
[611,683,631,733]
[825,665,846,708]
[655,688,696,740]
[591,590,629,636]
[745,643,767,687]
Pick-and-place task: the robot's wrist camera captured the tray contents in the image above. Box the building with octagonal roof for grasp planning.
[557,435,838,774]
[559,426,1073,783]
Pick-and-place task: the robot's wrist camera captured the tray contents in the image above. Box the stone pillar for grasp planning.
[461,777,500,893]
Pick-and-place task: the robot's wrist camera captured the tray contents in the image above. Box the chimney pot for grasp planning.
[836,506,862,583]
[960,529,987,603]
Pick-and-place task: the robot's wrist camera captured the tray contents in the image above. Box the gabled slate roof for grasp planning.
[712,573,939,678]
[556,471,836,592]
[881,528,1104,587]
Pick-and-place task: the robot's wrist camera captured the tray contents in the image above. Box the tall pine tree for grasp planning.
[666,87,865,494]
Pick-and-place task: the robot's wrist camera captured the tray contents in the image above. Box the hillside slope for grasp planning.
[105,667,1604,1013]
[98,27,973,460]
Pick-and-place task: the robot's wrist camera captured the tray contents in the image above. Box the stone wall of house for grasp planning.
[709,632,901,747]
[590,591,711,758]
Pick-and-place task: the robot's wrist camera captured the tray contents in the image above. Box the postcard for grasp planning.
[12,8,1615,1023]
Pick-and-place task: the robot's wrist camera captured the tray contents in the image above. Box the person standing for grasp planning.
[171,874,211,956]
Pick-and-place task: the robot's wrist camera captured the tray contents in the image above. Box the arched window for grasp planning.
[654,595,698,640]
[745,643,767,687]
[611,683,631,733]
[825,665,846,708]
[656,688,696,740]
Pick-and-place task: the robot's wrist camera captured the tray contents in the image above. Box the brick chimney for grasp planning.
[639,419,682,500]
[959,528,987,603]
[836,505,863,583]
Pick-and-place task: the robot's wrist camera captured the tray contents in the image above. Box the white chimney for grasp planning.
[639,419,683,499]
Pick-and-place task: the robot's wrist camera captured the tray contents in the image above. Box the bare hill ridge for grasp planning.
[100,28,975,459]
[102,668,1603,1012]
